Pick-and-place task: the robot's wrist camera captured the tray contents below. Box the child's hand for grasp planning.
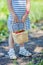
[12,14,19,23]
[21,13,28,23]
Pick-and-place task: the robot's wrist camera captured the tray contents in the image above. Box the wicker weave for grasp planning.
[12,31,29,44]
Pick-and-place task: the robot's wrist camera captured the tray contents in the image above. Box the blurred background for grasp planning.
[0,0,43,42]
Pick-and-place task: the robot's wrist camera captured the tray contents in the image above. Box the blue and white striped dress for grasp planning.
[7,0,30,32]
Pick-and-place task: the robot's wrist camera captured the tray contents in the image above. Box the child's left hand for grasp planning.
[21,13,28,23]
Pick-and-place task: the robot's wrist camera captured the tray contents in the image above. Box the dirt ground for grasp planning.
[0,30,43,65]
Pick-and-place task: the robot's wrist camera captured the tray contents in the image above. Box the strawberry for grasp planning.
[14,30,25,34]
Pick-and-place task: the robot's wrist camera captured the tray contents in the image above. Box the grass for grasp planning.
[27,51,43,65]
[0,0,43,42]
[29,1,43,23]
[27,60,43,65]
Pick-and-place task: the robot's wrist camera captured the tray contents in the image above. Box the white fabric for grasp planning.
[8,48,17,59]
[19,47,31,56]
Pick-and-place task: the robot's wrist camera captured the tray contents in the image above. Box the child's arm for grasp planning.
[26,0,30,12]
[21,0,30,22]
[7,0,19,22]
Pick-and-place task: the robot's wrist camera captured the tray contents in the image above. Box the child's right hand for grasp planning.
[12,14,19,23]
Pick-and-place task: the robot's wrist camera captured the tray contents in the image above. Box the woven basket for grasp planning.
[12,31,29,44]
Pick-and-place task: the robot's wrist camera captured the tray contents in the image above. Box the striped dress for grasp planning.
[7,0,30,32]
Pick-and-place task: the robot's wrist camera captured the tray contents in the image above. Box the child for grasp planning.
[7,0,31,59]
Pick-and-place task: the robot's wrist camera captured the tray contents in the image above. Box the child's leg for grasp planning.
[9,33,14,49]
[19,43,31,57]
[8,32,17,59]
[19,18,31,56]
[7,17,18,59]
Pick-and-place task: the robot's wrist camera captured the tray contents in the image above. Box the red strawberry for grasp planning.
[14,30,25,34]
